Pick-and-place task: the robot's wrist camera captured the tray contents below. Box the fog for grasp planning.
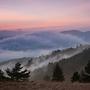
[0,31,89,61]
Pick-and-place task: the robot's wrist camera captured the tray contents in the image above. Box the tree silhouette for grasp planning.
[6,62,30,81]
[52,63,64,81]
[71,72,80,82]
[80,61,90,82]
[0,69,6,81]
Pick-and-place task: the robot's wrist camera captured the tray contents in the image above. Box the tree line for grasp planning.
[71,60,90,83]
[50,60,90,83]
[0,62,30,81]
[0,61,90,82]
[52,60,90,83]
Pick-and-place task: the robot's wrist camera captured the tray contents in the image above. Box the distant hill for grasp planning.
[61,30,90,42]
[0,30,24,40]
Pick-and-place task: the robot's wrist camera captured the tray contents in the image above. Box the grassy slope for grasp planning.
[30,48,90,81]
[58,48,90,81]
[0,81,90,90]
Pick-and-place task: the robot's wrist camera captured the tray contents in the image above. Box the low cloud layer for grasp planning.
[0,31,89,61]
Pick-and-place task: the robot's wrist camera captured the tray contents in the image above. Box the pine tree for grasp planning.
[85,61,90,75]
[71,72,80,82]
[80,61,90,82]
[0,69,6,81]
[6,62,30,81]
[52,63,64,81]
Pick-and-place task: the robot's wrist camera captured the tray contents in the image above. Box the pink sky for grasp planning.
[0,0,90,30]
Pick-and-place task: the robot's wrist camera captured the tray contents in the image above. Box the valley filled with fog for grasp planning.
[0,30,90,61]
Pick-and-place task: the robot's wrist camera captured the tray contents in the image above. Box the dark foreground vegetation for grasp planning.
[0,63,30,81]
[71,60,90,83]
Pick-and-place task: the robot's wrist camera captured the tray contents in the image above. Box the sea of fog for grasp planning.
[0,30,89,61]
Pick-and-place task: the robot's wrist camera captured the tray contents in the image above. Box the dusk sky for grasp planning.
[0,0,90,30]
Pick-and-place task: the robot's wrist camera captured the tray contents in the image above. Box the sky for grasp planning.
[0,0,90,30]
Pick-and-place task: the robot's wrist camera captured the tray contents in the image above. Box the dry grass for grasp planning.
[0,81,90,90]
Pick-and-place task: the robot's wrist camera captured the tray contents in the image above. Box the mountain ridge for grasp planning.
[61,30,90,42]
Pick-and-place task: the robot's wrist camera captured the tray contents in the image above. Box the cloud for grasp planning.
[0,9,38,22]
[0,0,89,29]
[0,30,89,61]
[0,31,88,50]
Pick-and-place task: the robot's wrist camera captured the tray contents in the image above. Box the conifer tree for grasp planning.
[6,62,30,81]
[80,61,90,82]
[0,69,6,81]
[52,63,64,81]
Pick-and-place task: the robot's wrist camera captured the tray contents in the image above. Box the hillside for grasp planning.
[31,46,90,81]
[58,47,90,81]
[0,44,90,81]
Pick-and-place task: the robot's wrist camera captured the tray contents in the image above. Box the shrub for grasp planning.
[71,72,80,82]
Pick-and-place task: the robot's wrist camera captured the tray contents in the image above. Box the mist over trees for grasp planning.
[0,62,30,81]
[0,48,90,83]
[0,70,6,81]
